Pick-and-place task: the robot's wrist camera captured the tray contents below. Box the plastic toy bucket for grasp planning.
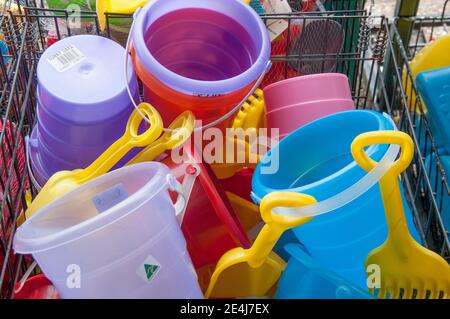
[14,162,203,299]
[31,35,139,186]
[0,120,27,215]
[14,275,60,299]
[220,167,254,202]
[160,145,250,290]
[266,99,355,139]
[0,120,27,295]
[403,34,450,113]
[264,73,353,112]
[416,66,450,155]
[275,244,373,299]
[130,0,271,130]
[0,40,11,63]
[415,115,446,159]
[252,110,421,288]
[264,74,354,138]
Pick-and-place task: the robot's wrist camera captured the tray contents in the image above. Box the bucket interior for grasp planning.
[19,166,162,241]
[257,112,389,193]
[145,8,260,81]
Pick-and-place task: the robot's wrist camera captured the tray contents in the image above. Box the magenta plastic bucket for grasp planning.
[131,0,270,128]
[30,35,139,186]
[264,73,353,113]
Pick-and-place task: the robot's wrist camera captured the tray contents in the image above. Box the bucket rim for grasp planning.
[264,73,350,93]
[131,0,271,96]
[14,162,172,254]
[37,35,139,114]
[252,110,398,218]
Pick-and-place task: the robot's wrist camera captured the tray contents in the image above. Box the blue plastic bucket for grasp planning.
[415,115,446,158]
[416,66,450,155]
[252,110,421,289]
[276,244,373,299]
[0,40,11,63]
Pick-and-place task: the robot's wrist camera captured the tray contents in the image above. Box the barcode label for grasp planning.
[47,45,86,72]
[192,93,223,97]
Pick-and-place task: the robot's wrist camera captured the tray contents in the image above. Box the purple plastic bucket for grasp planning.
[30,35,139,186]
[132,0,271,95]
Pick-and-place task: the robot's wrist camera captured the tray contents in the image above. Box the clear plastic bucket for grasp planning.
[14,162,203,299]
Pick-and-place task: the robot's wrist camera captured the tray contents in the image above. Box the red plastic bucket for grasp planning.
[0,120,27,296]
[14,275,60,299]
[130,0,271,130]
[133,53,256,131]
[161,145,250,290]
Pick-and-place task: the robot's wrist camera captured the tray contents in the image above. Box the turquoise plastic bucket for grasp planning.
[276,244,373,299]
[252,110,421,289]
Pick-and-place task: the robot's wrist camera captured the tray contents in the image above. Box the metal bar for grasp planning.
[395,0,420,47]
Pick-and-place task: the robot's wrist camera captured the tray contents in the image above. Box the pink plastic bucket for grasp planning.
[264,73,353,113]
[264,73,354,138]
[266,99,355,138]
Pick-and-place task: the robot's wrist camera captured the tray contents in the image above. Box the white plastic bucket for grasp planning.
[14,162,203,299]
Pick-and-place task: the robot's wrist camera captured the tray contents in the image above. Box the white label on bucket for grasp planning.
[260,0,292,41]
[92,183,129,214]
[137,255,161,283]
[47,44,86,72]
[192,93,223,98]
[267,20,289,42]
[261,0,292,14]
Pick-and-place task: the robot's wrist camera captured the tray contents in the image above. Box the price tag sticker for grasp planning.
[47,44,86,72]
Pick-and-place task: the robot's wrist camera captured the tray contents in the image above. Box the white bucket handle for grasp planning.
[166,163,201,225]
[14,261,38,295]
[25,136,43,191]
[124,8,272,133]
[251,113,400,218]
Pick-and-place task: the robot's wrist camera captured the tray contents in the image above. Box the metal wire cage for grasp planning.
[0,0,40,299]
[0,0,447,298]
[289,0,363,12]
[389,2,450,263]
[402,0,450,59]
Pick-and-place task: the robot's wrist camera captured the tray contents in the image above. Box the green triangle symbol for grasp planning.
[144,264,159,280]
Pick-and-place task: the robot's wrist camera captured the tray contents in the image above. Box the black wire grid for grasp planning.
[0,0,448,298]
[388,0,450,268]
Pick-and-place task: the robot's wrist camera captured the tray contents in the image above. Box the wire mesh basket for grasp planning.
[0,0,40,300]
[389,2,450,262]
[401,1,449,59]
[286,0,364,12]
[0,0,448,299]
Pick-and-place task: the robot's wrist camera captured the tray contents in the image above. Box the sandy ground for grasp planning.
[367,0,450,17]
